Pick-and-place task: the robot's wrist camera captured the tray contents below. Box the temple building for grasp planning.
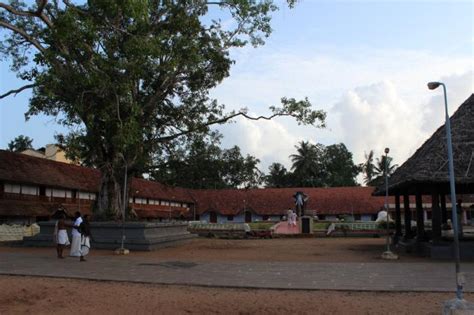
[374,94,474,258]
[1,149,387,225]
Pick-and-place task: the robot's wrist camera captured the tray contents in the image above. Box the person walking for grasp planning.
[70,211,83,257]
[79,215,91,262]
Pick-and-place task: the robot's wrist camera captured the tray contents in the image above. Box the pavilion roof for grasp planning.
[374,94,474,196]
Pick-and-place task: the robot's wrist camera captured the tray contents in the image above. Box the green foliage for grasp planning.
[0,0,325,217]
[360,150,375,185]
[365,152,398,187]
[266,141,360,188]
[7,135,33,152]
[248,222,274,231]
[264,162,294,188]
[151,132,263,189]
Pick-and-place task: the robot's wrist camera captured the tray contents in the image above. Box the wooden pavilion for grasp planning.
[374,94,474,258]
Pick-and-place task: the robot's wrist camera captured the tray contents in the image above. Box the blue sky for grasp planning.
[1,0,473,176]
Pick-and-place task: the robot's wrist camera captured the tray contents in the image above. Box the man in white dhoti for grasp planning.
[70,211,83,257]
[79,215,91,262]
[54,214,70,259]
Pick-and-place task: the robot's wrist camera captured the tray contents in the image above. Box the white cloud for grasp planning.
[210,46,473,176]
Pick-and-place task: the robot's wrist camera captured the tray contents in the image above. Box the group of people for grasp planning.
[287,209,298,227]
[54,211,91,261]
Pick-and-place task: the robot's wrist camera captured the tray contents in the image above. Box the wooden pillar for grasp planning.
[431,192,442,243]
[440,193,447,224]
[415,192,425,240]
[403,193,412,239]
[395,194,402,241]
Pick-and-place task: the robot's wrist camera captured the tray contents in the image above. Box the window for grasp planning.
[4,183,21,194]
[78,192,96,200]
[227,215,234,221]
[262,215,269,221]
[21,185,39,196]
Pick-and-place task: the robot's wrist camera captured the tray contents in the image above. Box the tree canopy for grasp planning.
[0,1,325,217]
[265,141,360,188]
[7,134,33,152]
[151,132,263,189]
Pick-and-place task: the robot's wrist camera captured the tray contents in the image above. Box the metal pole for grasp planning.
[385,149,390,252]
[441,83,463,300]
[121,162,127,250]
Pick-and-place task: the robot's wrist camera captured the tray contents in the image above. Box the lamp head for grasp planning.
[427,82,441,90]
[384,147,390,154]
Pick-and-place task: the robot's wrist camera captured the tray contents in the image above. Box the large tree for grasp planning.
[0,1,325,217]
[290,141,326,187]
[264,162,293,188]
[151,132,263,189]
[324,143,360,187]
[7,134,33,152]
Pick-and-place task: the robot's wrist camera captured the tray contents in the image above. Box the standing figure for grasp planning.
[54,213,70,259]
[79,215,91,262]
[287,209,293,226]
[70,211,83,257]
[294,191,309,217]
[291,210,298,227]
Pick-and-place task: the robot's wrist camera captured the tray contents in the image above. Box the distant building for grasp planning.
[21,144,76,164]
[6,149,459,225]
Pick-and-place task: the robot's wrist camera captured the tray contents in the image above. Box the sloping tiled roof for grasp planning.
[375,94,474,196]
[131,178,194,203]
[0,150,193,202]
[191,187,386,216]
[0,150,100,192]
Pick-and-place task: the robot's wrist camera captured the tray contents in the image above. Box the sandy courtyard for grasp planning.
[1,237,472,314]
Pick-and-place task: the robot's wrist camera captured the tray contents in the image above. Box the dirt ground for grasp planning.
[0,237,430,263]
[0,237,471,314]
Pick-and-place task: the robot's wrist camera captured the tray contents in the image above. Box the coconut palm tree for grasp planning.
[361,150,375,185]
[374,155,398,177]
[290,141,325,186]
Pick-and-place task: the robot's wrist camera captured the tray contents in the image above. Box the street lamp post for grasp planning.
[428,82,463,302]
[381,148,398,260]
[384,148,390,251]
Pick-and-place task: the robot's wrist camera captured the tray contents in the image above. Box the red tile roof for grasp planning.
[0,150,193,202]
[190,187,387,216]
[0,150,100,192]
[131,178,193,203]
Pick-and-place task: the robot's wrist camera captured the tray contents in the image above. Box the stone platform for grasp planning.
[23,221,195,251]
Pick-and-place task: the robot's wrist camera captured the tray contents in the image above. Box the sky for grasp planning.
[0,0,473,182]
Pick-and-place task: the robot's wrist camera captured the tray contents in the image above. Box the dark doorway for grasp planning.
[245,211,252,223]
[209,212,217,223]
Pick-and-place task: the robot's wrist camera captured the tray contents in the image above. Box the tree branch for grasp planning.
[0,20,46,53]
[0,1,53,28]
[0,84,37,99]
[156,111,292,143]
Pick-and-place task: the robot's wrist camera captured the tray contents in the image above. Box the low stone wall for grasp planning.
[23,221,195,251]
[187,223,250,238]
[0,224,40,242]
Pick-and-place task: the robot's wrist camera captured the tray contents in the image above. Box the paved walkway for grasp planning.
[2,251,474,292]
[273,221,300,234]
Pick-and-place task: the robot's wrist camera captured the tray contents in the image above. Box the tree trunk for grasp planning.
[96,165,127,219]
